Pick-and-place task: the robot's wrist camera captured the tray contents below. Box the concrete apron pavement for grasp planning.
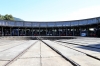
[0,40,37,66]
[55,41,100,59]
[43,40,100,66]
[9,41,72,66]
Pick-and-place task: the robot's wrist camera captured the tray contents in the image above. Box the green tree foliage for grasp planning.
[3,14,14,20]
[0,14,14,20]
[0,14,3,20]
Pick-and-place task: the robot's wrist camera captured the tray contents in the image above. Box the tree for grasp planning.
[0,14,3,20]
[3,14,14,20]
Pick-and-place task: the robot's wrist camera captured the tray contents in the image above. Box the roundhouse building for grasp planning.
[0,17,100,37]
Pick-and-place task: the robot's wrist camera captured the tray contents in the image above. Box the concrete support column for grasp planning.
[2,27,3,36]
[73,28,74,36]
[18,28,19,36]
[59,28,60,36]
[25,28,26,36]
[78,28,80,36]
[69,28,71,36]
[39,28,40,36]
[10,28,12,36]
[46,28,47,36]
[66,28,67,36]
[86,27,89,37]
[52,28,53,36]
[76,28,78,36]
[32,28,33,36]
[80,27,81,36]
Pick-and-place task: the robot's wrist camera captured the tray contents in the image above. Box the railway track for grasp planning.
[54,41,100,60]
[0,41,29,52]
[56,40,100,49]
[0,38,100,66]
[41,40,100,66]
[40,40,80,66]
[4,40,74,66]
[55,40,100,59]
[4,40,38,66]
[0,40,37,66]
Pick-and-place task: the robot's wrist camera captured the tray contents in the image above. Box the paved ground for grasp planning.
[0,37,100,66]
[9,41,72,66]
[44,38,100,66]
[54,37,100,59]
[0,40,37,66]
[43,40,100,66]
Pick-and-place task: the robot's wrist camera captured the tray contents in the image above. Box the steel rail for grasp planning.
[39,38,80,66]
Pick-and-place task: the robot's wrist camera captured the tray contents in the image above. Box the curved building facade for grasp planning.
[0,17,100,37]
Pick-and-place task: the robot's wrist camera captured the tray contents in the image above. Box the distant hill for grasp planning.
[14,17,23,21]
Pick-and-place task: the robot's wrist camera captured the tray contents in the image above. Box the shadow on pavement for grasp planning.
[77,44,100,52]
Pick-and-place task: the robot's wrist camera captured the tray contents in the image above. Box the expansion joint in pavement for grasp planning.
[40,41,42,66]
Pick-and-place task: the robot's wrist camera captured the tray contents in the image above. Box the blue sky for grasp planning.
[0,0,100,21]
